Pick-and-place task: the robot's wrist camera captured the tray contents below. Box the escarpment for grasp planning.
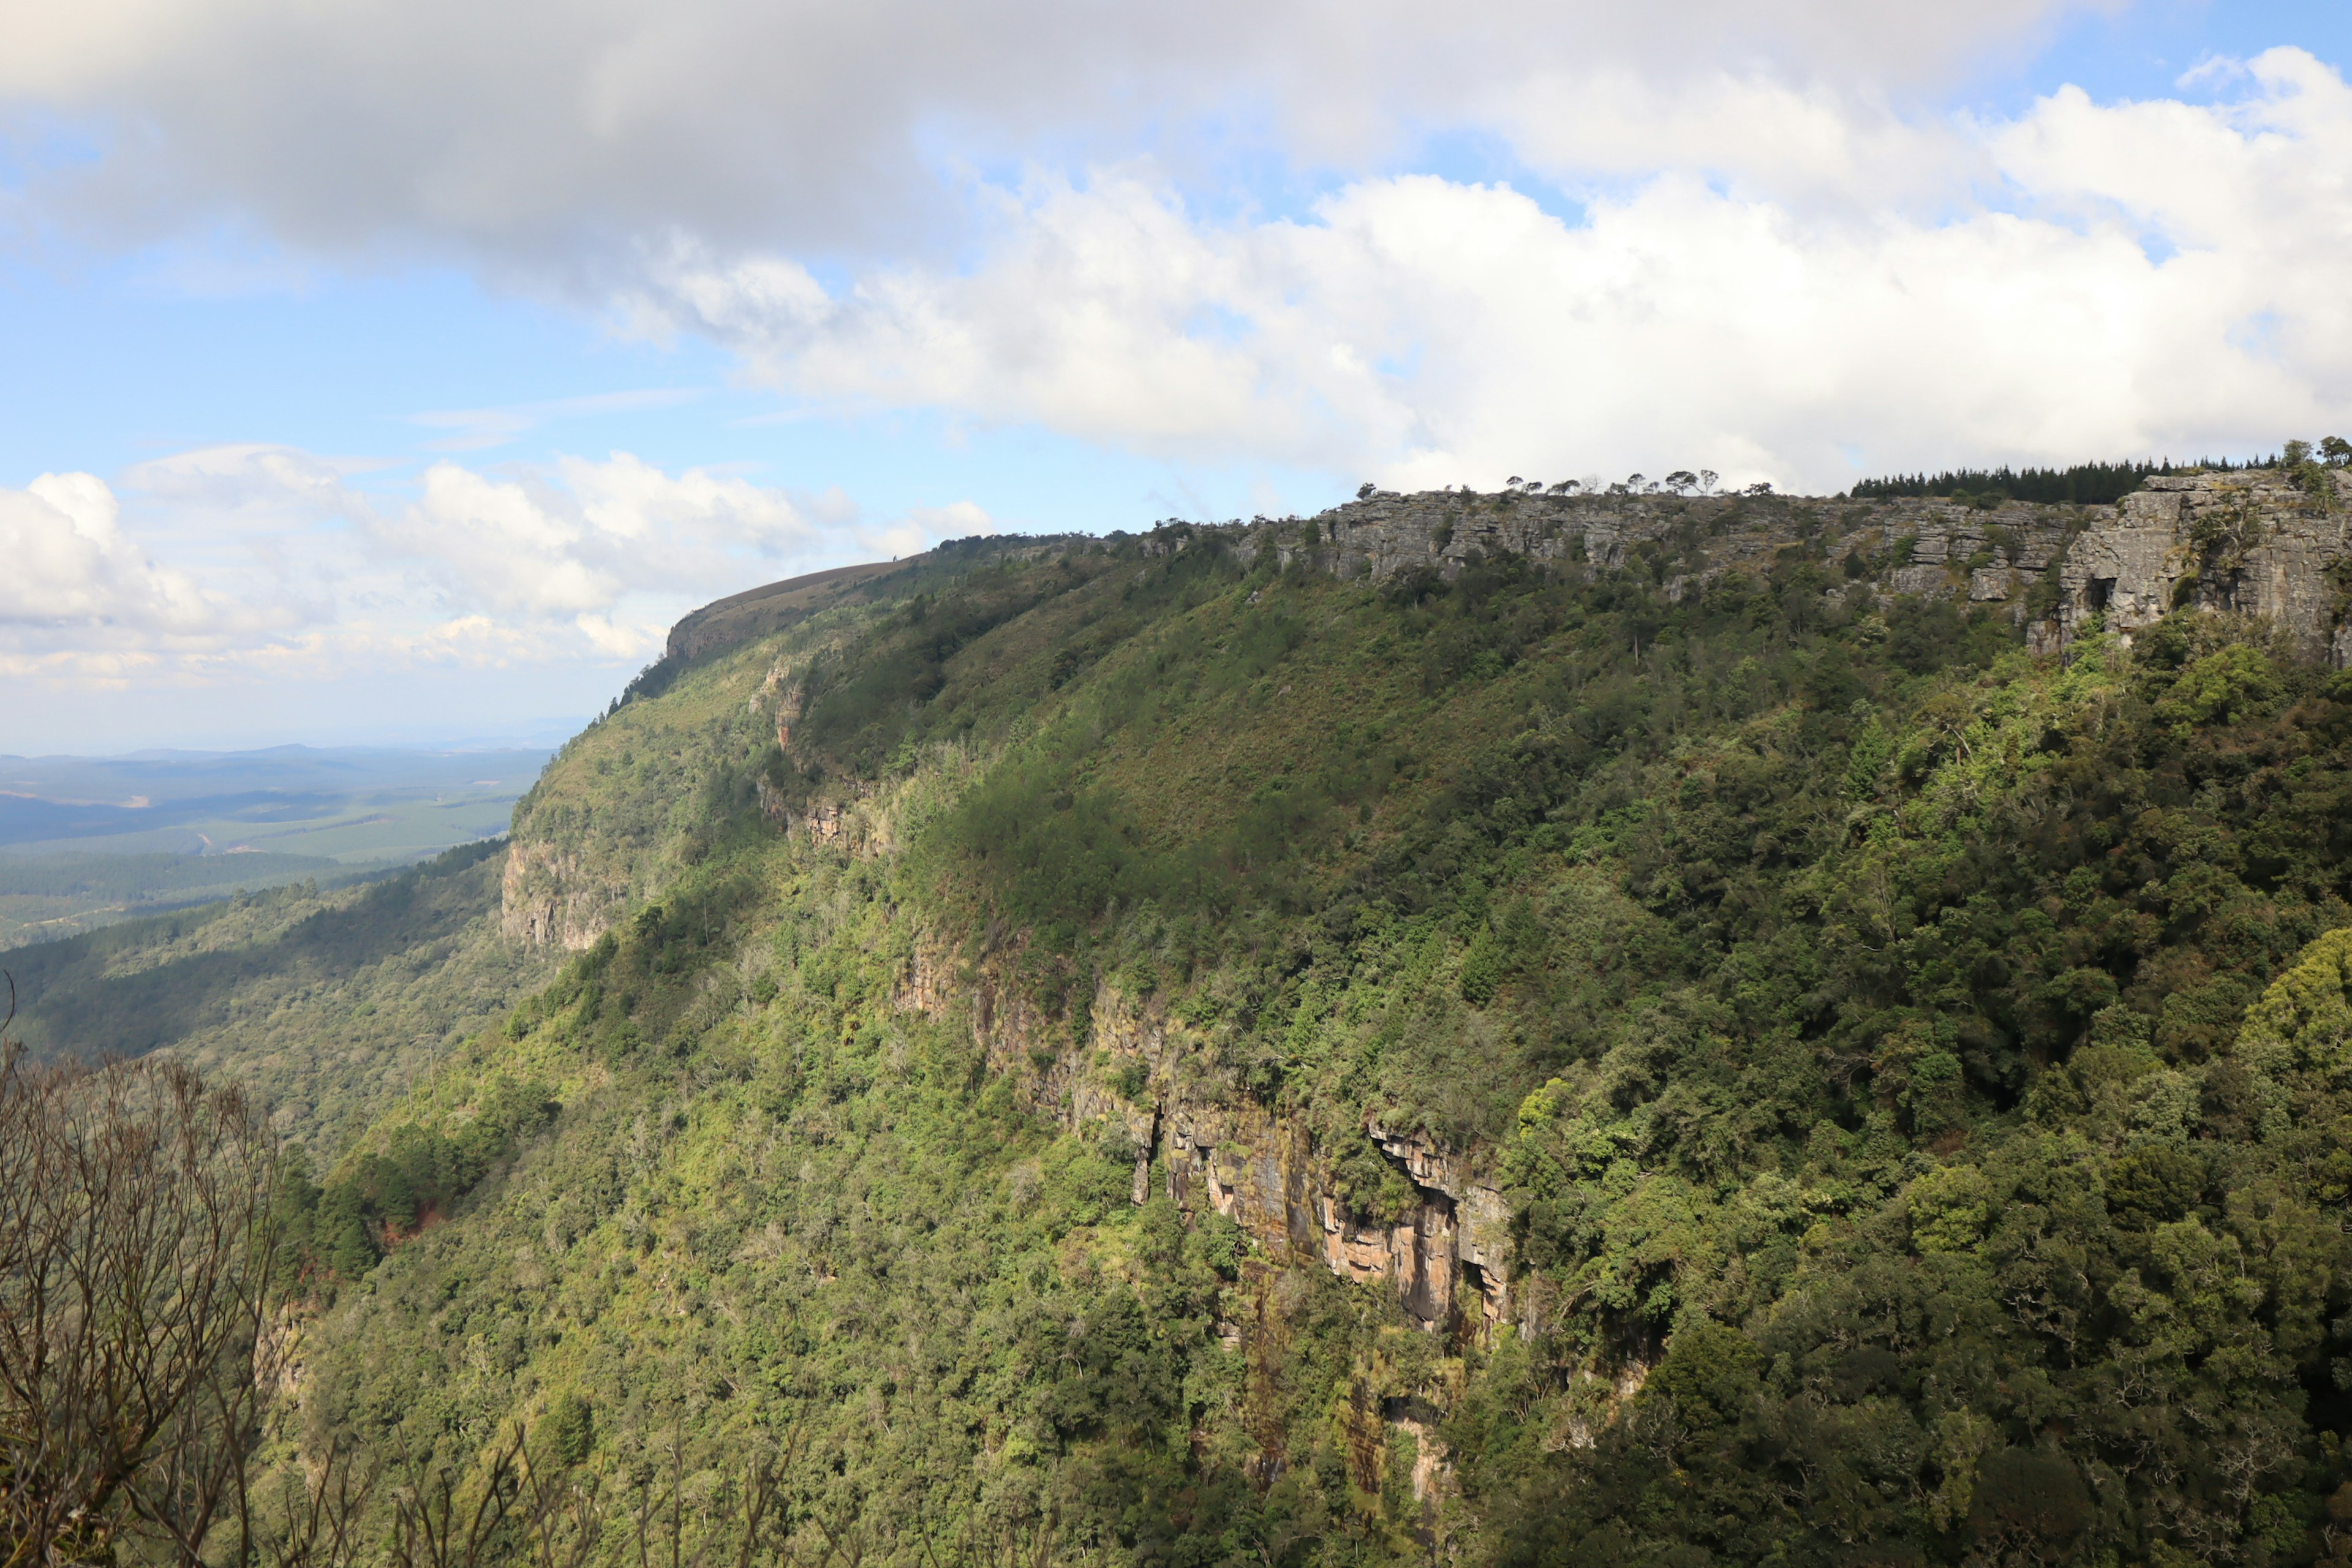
[500,466,2352,954]
[2054,468,2352,656]
[1223,469,2352,657]
[496,465,2352,1338]
[256,459,2352,1565]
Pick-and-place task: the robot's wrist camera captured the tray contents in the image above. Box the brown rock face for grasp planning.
[1139,1077,1516,1336]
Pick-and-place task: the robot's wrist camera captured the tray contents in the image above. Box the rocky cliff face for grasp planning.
[1229,486,2081,614]
[498,840,622,950]
[895,934,1520,1340]
[2052,469,2352,658]
[1227,472,2351,663]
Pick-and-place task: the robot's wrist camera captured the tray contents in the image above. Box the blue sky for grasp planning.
[4,0,2351,751]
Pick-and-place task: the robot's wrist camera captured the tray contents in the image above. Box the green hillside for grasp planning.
[4,844,557,1152]
[35,503,2352,1566]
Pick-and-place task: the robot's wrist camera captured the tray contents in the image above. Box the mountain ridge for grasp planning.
[34,464,2352,1566]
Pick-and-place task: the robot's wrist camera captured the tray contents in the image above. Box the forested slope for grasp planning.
[4,843,553,1150]
[117,486,2352,1566]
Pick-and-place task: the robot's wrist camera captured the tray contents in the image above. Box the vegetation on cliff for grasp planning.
[20,496,2352,1566]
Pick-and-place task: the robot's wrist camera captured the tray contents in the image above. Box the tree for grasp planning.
[1698,469,1719,494]
[1664,470,1699,495]
[2286,438,2339,508]
[0,1036,284,1566]
[0,1015,637,1568]
[1355,482,1376,500]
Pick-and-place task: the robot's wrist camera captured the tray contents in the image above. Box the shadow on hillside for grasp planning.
[2,840,505,1061]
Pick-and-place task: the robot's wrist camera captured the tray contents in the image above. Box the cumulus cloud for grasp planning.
[628,50,2352,491]
[12,0,2330,497]
[4,0,2342,522]
[0,473,217,634]
[379,453,841,625]
[0,447,982,687]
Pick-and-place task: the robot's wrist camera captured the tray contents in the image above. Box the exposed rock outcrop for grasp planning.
[1229,488,2078,610]
[1161,1114,1511,1334]
[1223,471,2349,660]
[2051,469,2350,657]
[499,839,625,950]
[897,938,1521,1338]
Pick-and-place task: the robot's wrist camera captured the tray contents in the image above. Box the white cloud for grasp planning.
[379,453,831,625]
[1,447,983,688]
[0,0,2098,266]
[0,472,217,633]
[13,0,2331,501]
[625,50,2352,491]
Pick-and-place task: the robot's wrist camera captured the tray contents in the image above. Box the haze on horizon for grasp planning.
[4,0,2351,753]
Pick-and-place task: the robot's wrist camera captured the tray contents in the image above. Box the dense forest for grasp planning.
[1845,456,2293,505]
[16,499,2352,1567]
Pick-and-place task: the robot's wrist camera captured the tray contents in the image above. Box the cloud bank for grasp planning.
[4,0,2093,261]
[632,47,2352,491]
[9,0,2339,493]
[0,451,965,686]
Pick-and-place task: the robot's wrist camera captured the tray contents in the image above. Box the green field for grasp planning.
[0,746,548,946]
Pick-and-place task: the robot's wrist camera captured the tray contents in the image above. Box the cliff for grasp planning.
[495,469,2352,1340]
[1234,473,2349,660]
[2055,468,2352,657]
[639,469,2352,725]
[244,474,2352,1564]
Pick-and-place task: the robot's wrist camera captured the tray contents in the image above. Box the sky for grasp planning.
[4,0,2352,752]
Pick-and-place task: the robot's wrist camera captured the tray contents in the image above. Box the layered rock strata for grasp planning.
[499,840,625,950]
[898,938,1519,1337]
[2052,469,2351,657]
[1226,487,2080,614]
